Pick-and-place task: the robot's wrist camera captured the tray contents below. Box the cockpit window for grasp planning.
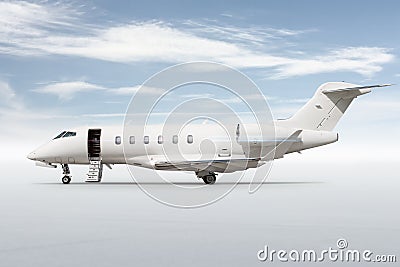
[53,131,66,139]
[63,132,76,138]
[53,131,76,139]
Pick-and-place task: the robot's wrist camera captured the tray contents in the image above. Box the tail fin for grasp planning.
[281,82,391,131]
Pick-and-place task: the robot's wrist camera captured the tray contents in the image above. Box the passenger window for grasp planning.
[144,136,149,144]
[172,135,178,144]
[115,136,121,145]
[187,134,193,144]
[158,135,163,144]
[129,136,135,144]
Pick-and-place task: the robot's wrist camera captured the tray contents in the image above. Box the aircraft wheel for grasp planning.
[62,175,71,184]
[202,175,216,185]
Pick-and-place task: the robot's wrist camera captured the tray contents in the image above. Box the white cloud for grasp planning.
[33,81,165,99]
[0,81,16,102]
[42,23,246,63]
[0,2,395,78]
[0,1,83,56]
[81,113,126,118]
[112,85,165,96]
[181,20,308,47]
[0,81,23,110]
[112,86,140,95]
[33,81,105,100]
[273,47,394,79]
[179,93,214,99]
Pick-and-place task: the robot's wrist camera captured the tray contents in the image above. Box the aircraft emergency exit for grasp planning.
[27,82,391,184]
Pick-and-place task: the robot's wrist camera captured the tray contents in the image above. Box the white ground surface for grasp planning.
[0,153,399,266]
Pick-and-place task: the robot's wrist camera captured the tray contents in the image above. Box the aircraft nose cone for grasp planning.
[27,152,36,160]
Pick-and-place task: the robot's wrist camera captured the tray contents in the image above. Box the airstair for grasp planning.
[86,157,103,182]
[86,129,102,182]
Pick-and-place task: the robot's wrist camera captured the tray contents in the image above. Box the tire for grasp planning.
[202,175,216,185]
[62,176,71,184]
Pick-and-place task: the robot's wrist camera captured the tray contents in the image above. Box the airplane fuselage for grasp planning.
[27,82,386,184]
[28,123,338,167]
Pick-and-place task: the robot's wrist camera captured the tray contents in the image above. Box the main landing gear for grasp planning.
[196,171,217,184]
[61,164,71,184]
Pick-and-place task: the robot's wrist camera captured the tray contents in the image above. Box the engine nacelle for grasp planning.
[288,130,338,153]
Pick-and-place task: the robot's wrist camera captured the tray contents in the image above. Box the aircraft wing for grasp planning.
[154,157,261,173]
[127,152,262,172]
[127,130,302,172]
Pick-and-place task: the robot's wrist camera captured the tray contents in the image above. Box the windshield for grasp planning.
[53,131,66,139]
[63,132,76,137]
[53,131,76,139]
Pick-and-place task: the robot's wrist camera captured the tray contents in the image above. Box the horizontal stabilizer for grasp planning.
[322,84,393,94]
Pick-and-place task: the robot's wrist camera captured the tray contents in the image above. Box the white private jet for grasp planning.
[27,82,390,184]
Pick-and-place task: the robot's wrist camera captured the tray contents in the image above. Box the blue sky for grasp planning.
[0,0,399,161]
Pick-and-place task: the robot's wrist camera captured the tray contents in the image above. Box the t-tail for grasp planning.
[279,82,392,131]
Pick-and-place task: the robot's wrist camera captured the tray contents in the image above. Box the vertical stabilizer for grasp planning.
[280,82,390,131]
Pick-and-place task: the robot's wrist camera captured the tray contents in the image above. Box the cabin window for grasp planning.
[144,136,149,144]
[187,134,193,144]
[115,136,121,145]
[172,135,178,144]
[129,136,135,144]
[158,135,163,144]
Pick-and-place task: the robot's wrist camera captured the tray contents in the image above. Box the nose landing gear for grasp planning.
[196,170,217,184]
[61,164,71,184]
[202,174,216,184]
